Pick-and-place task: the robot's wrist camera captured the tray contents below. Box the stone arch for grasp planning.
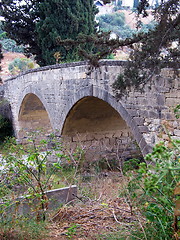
[61,86,150,158]
[18,93,53,138]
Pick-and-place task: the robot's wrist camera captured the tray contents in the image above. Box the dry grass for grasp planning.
[45,172,139,240]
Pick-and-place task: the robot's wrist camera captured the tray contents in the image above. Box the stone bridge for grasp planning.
[2,60,180,159]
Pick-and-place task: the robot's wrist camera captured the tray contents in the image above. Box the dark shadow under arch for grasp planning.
[18,93,53,138]
[62,96,143,160]
[62,96,128,135]
[60,86,150,156]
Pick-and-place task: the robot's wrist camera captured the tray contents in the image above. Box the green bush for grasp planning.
[1,39,24,52]
[0,217,47,240]
[97,12,136,39]
[8,58,38,75]
[0,114,13,144]
[97,13,156,40]
[0,32,7,40]
[124,139,180,239]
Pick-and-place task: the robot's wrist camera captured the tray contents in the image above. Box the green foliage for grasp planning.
[0,21,6,40]
[112,0,179,96]
[96,231,127,239]
[133,0,139,9]
[174,104,180,119]
[36,0,97,65]
[139,21,157,33]
[123,158,142,173]
[65,224,78,239]
[0,114,13,143]
[0,32,7,40]
[124,139,180,239]
[0,217,47,240]
[0,135,63,221]
[1,39,24,52]
[106,53,115,59]
[8,57,38,75]
[97,12,135,39]
[0,0,98,66]
[0,20,24,52]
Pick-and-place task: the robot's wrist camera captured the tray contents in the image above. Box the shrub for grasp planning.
[0,217,47,240]
[97,12,136,39]
[0,114,13,143]
[8,57,38,75]
[1,39,24,52]
[124,139,180,239]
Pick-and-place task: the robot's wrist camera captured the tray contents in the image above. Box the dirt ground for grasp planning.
[0,52,26,82]
[44,172,139,240]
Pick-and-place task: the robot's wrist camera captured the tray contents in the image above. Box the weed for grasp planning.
[65,224,78,239]
[123,139,180,239]
[0,217,47,240]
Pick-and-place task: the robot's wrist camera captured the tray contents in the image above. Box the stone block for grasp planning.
[166,97,180,106]
[155,77,165,87]
[105,133,114,138]
[174,129,180,137]
[139,137,148,152]
[138,126,149,133]
[109,138,117,146]
[133,117,145,126]
[149,111,159,119]
[86,133,95,141]
[132,126,143,144]
[72,134,86,142]
[122,131,129,137]
[128,109,139,117]
[113,130,123,138]
[94,133,104,140]
[139,110,149,118]
[166,113,174,120]
[142,144,152,156]
[156,94,165,106]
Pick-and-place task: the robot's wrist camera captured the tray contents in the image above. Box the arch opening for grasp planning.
[62,97,142,163]
[18,93,53,138]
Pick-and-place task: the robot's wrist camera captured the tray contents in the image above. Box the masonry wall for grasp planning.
[62,96,141,161]
[3,60,180,158]
[0,85,12,121]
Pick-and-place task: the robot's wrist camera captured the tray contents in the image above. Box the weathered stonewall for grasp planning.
[3,60,180,158]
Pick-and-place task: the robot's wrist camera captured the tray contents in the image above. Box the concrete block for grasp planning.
[2,185,77,216]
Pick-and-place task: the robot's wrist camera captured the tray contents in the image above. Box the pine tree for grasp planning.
[0,0,97,66]
[36,0,97,64]
[0,0,44,64]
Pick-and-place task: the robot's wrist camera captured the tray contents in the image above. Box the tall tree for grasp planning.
[0,0,97,66]
[36,0,97,64]
[58,0,179,95]
[0,0,44,64]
